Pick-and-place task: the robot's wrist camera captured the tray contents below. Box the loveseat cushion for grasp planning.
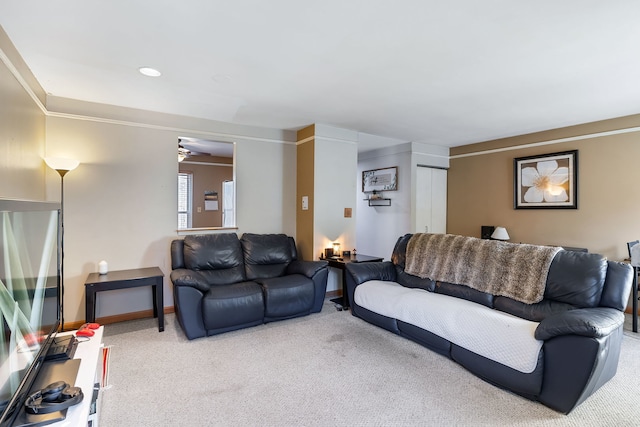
[544,251,607,308]
[259,274,314,319]
[202,281,264,330]
[241,233,293,280]
[183,234,246,285]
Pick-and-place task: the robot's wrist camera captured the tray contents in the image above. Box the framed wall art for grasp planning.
[362,167,397,192]
[514,150,578,209]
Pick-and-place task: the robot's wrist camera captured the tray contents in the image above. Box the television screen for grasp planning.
[0,199,60,426]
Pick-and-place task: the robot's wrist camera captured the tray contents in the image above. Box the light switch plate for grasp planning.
[302,196,309,210]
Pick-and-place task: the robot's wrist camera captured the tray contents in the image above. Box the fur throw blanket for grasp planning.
[404,233,561,304]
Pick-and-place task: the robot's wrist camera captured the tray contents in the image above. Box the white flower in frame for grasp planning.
[521,160,569,203]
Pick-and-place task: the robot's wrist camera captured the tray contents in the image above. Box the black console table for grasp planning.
[327,254,384,309]
[85,267,164,332]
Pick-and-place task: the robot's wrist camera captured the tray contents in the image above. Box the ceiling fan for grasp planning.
[178,143,191,162]
[178,138,211,162]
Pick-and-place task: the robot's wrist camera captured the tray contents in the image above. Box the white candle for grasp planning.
[98,260,108,275]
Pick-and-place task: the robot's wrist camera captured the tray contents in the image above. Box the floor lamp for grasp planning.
[45,157,79,331]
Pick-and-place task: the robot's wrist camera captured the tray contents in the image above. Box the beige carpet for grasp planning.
[99,301,640,426]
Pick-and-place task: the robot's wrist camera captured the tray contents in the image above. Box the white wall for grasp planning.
[44,101,297,323]
[0,32,47,200]
[356,142,449,259]
[312,125,358,292]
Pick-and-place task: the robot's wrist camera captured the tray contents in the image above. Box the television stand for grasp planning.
[11,359,81,427]
[13,328,104,427]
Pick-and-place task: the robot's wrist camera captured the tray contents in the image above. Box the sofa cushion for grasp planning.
[183,234,246,285]
[390,233,413,269]
[395,266,435,291]
[494,296,576,322]
[241,233,293,280]
[544,251,607,308]
[259,274,314,318]
[434,281,494,308]
[355,280,543,373]
[600,261,634,311]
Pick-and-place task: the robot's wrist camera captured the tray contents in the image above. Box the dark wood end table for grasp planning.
[84,266,165,332]
[327,254,384,309]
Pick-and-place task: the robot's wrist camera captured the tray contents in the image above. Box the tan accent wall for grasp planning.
[296,125,314,260]
[448,113,640,261]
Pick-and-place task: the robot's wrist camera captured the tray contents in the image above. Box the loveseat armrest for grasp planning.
[535,307,624,340]
[286,260,329,313]
[286,260,328,278]
[170,269,210,293]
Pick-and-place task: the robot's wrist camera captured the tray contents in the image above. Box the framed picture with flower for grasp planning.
[514,150,578,209]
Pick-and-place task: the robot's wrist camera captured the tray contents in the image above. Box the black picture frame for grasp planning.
[362,166,398,192]
[514,150,578,209]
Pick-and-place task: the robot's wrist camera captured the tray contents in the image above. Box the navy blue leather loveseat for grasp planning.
[170,233,328,340]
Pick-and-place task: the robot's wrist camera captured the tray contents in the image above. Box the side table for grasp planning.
[327,254,384,309]
[85,266,165,332]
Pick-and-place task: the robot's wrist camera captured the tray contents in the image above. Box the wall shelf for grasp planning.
[365,198,391,206]
[364,190,391,206]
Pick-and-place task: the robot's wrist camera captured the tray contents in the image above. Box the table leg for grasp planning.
[155,279,164,332]
[85,288,96,323]
[151,285,158,319]
[633,267,638,333]
[341,269,350,309]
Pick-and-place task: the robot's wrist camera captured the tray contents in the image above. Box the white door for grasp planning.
[415,166,447,234]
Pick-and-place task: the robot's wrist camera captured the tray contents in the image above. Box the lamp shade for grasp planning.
[491,227,510,241]
[333,242,341,257]
[45,157,80,172]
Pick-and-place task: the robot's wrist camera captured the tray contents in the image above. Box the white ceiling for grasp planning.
[2,1,640,151]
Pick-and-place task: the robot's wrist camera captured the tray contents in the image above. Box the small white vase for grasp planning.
[98,260,108,275]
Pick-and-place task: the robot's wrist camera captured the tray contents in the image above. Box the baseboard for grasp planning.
[65,306,175,331]
[325,290,341,298]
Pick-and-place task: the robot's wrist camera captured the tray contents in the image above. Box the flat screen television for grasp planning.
[0,199,61,426]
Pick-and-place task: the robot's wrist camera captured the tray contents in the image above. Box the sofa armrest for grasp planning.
[345,261,396,286]
[535,307,624,340]
[286,260,328,278]
[170,269,210,293]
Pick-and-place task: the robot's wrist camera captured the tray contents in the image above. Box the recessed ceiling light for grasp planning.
[138,67,162,77]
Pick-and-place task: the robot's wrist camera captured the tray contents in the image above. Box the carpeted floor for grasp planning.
[99,301,640,426]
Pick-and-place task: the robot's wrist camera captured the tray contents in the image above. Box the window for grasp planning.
[222,180,235,228]
[178,172,193,229]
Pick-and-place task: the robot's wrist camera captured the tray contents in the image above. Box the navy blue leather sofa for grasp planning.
[345,233,633,414]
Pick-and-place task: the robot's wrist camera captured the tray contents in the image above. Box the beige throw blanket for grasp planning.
[405,233,561,304]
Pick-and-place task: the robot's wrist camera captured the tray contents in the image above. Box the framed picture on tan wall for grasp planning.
[514,150,578,209]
